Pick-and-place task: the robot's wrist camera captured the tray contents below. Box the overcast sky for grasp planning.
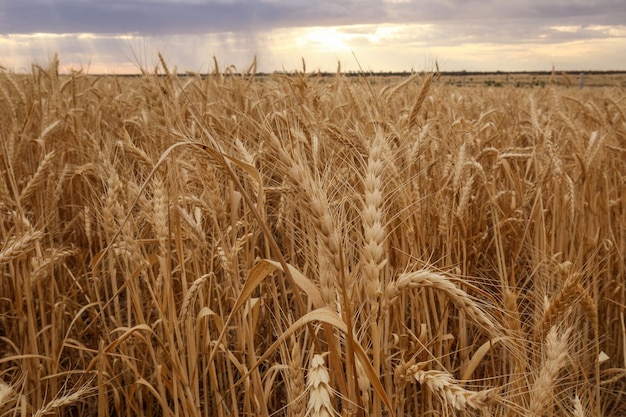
[1,0,625,73]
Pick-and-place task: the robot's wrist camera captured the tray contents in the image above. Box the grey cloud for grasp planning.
[377,0,626,47]
[1,0,624,40]
[1,1,289,35]
[385,0,626,25]
[0,0,387,35]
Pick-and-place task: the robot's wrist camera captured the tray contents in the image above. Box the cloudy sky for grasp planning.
[1,0,625,73]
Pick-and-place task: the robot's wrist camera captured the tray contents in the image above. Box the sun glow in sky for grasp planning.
[1,0,625,74]
[299,28,352,51]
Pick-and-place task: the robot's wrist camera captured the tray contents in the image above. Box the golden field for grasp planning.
[0,56,625,416]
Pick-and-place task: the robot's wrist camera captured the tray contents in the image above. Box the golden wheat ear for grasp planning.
[529,326,572,417]
[399,360,500,411]
[306,354,335,417]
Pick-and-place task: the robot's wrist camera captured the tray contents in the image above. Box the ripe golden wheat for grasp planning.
[0,57,624,416]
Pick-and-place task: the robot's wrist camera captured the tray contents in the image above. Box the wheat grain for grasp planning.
[30,247,77,284]
[529,325,572,417]
[385,269,497,333]
[19,150,57,203]
[0,381,15,409]
[289,342,306,417]
[274,139,341,306]
[151,175,170,250]
[537,273,596,341]
[32,385,93,417]
[0,229,43,264]
[116,137,154,167]
[454,173,475,227]
[452,141,468,191]
[355,357,371,413]
[401,361,500,411]
[361,128,388,307]
[572,395,586,417]
[306,354,335,417]
[408,73,433,128]
[180,273,212,321]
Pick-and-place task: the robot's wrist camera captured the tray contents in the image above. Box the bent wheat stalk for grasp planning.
[384,269,497,333]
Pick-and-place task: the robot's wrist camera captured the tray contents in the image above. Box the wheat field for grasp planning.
[0,56,625,416]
